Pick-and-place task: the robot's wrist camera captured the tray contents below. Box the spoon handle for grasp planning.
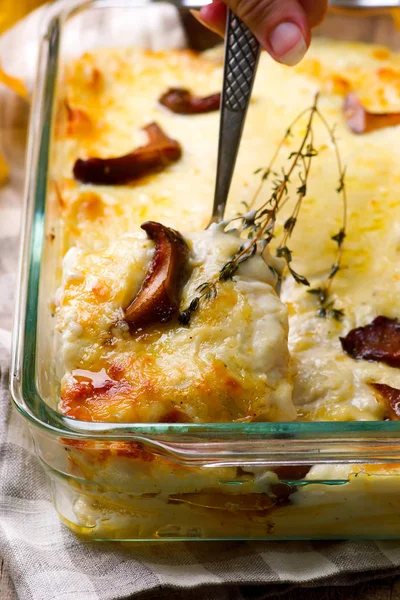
[210,10,261,225]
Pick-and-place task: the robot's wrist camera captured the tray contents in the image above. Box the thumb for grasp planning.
[199,0,312,66]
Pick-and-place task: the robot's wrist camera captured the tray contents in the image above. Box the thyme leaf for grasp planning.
[219,261,238,282]
[284,216,297,235]
[276,246,292,264]
[180,92,348,324]
[330,308,345,321]
[308,287,327,304]
[331,228,346,248]
[178,309,192,326]
[289,267,310,287]
[189,297,200,312]
[329,263,340,279]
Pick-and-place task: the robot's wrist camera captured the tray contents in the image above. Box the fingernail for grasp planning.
[269,22,307,66]
[192,8,214,30]
[195,7,225,37]
[190,9,203,23]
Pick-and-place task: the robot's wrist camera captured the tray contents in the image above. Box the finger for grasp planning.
[193,1,227,38]
[200,0,312,66]
[195,0,327,43]
[300,0,328,28]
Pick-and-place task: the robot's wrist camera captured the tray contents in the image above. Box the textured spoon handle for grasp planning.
[210,10,261,224]
[224,11,261,111]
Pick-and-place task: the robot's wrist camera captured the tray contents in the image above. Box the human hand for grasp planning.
[194,0,328,66]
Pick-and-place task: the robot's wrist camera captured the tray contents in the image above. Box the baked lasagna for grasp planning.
[54,39,400,426]
[45,32,400,539]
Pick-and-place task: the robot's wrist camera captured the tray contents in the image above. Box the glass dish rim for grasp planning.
[9,0,400,455]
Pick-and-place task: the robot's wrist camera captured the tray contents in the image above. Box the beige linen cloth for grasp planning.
[2,3,400,599]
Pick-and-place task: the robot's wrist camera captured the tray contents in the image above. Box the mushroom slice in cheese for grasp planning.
[56,226,295,424]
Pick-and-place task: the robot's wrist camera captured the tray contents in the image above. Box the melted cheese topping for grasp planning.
[58,228,293,423]
[55,39,400,423]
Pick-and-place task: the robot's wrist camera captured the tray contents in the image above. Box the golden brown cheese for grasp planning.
[57,228,294,423]
[54,39,400,424]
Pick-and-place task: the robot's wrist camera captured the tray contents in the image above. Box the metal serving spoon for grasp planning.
[209,9,261,225]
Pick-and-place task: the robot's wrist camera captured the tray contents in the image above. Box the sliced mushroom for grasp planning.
[370,383,400,420]
[125,221,190,331]
[271,465,311,481]
[340,316,400,368]
[73,122,182,185]
[159,88,221,114]
[343,93,400,134]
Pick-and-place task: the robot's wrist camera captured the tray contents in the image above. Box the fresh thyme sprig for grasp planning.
[179,282,217,325]
[179,93,347,326]
[307,287,345,321]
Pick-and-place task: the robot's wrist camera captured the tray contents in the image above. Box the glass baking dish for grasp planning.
[10,0,400,541]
